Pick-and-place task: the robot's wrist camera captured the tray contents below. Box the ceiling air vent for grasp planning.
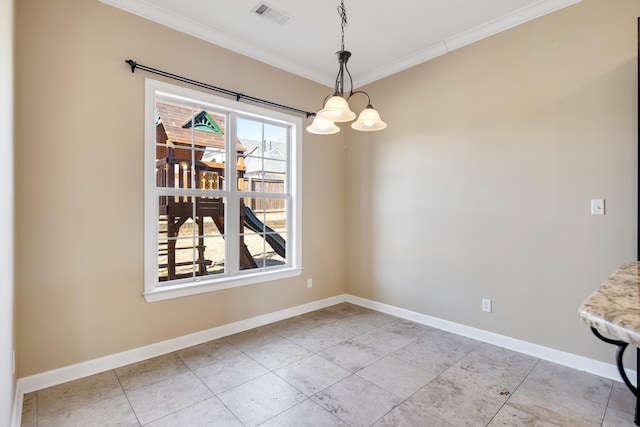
[252,2,292,26]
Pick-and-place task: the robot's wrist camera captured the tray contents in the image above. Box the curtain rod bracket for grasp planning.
[126,59,137,73]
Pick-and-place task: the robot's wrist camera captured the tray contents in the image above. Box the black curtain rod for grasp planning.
[125,59,315,118]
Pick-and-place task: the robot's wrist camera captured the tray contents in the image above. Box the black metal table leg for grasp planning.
[636,347,639,425]
[590,328,639,425]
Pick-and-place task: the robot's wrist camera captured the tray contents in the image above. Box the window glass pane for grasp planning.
[159,236,196,283]
[239,231,286,270]
[195,197,225,277]
[267,232,286,266]
[199,150,226,191]
[237,119,288,193]
[197,169,220,190]
[158,237,225,282]
[242,198,286,266]
[241,232,286,268]
[243,198,263,232]
[240,232,264,271]
[195,196,225,230]
[237,118,262,193]
[237,157,247,192]
[200,147,225,164]
[264,123,288,162]
[156,100,194,189]
[199,214,223,237]
[201,236,225,276]
[156,158,195,189]
[263,199,286,233]
[240,156,261,193]
[156,99,227,190]
[159,198,195,238]
[157,195,227,283]
[237,117,263,142]
[244,168,287,194]
[161,196,198,283]
[244,199,286,231]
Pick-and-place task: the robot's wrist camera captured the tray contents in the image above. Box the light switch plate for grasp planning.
[591,199,605,215]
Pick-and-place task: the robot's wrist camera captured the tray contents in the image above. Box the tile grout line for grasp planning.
[173,349,247,426]
[263,309,408,426]
[233,334,336,426]
[492,358,542,425]
[599,380,616,427]
[113,368,143,426]
[24,303,630,426]
[484,351,543,426]
[348,319,440,426]
[267,311,385,426]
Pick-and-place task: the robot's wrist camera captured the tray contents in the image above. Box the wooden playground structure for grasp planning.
[155,100,283,281]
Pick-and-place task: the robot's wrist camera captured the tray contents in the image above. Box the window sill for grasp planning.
[143,267,303,302]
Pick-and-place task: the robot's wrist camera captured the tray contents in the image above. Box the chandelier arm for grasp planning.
[344,61,355,97]
[342,62,354,100]
[348,90,372,106]
[334,69,341,95]
[336,62,345,96]
[322,93,334,107]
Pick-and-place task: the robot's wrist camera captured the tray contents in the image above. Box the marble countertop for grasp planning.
[579,261,640,347]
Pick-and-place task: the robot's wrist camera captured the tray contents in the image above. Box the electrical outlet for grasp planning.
[482,298,492,313]
[307,278,313,289]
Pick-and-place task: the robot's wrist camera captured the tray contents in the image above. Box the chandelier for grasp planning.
[306,1,387,135]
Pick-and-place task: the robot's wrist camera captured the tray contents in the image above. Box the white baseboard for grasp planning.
[11,383,22,427]
[346,295,636,383]
[16,294,347,396]
[12,293,633,426]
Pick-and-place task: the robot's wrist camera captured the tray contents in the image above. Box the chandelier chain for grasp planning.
[338,0,347,51]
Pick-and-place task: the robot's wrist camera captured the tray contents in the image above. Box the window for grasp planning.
[144,79,302,302]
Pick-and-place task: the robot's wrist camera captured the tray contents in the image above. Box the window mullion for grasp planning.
[227,112,240,276]
[285,125,292,266]
[191,107,197,280]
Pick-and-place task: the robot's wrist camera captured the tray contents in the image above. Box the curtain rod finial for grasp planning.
[126,59,137,73]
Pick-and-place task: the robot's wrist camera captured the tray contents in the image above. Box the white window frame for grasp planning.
[144,79,302,302]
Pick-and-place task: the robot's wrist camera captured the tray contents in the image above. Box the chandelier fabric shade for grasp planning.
[308,0,387,135]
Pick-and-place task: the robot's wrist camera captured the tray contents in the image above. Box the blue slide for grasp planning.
[244,206,286,258]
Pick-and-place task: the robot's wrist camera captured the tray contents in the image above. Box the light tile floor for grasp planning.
[21,303,638,426]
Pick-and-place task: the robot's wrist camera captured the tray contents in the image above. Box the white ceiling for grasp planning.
[101,0,582,88]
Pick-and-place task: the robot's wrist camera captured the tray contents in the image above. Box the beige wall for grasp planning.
[1,0,14,421]
[15,0,347,377]
[347,0,639,363]
[15,0,640,378]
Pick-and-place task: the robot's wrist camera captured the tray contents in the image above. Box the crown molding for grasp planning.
[446,0,584,52]
[357,0,583,87]
[100,0,583,88]
[99,0,334,86]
